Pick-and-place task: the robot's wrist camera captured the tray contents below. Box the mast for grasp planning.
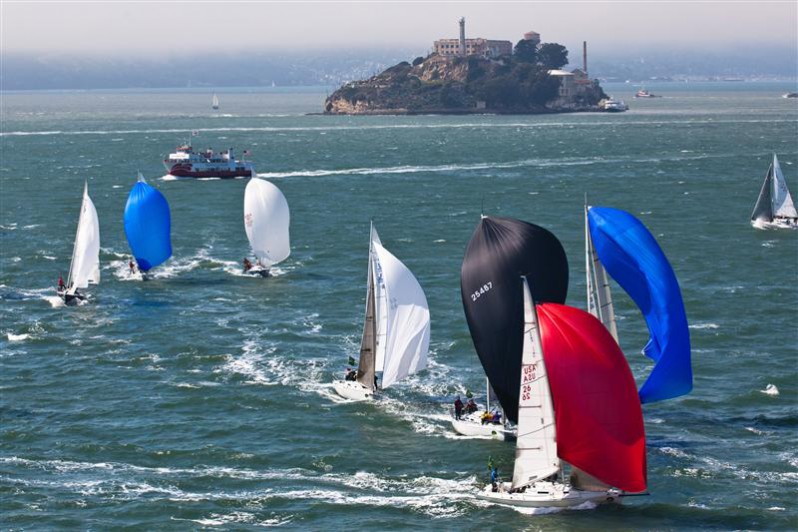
[65,181,88,292]
[511,277,559,491]
[356,222,378,391]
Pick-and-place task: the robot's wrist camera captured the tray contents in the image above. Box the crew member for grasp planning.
[454,396,464,420]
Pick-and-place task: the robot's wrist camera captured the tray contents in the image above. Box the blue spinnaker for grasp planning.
[124,178,172,272]
[588,207,692,403]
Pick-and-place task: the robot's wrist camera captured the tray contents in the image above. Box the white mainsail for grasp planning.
[212,93,220,109]
[371,237,430,388]
[243,178,290,268]
[771,154,798,219]
[66,182,101,295]
[585,206,618,342]
[511,278,559,490]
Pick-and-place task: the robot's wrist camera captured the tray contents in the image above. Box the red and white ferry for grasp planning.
[163,144,255,179]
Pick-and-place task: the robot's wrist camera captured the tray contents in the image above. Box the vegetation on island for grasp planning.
[324,40,607,114]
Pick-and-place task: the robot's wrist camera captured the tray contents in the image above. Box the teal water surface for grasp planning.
[1,82,797,529]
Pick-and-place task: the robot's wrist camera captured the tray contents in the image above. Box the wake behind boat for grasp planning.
[58,181,100,305]
[751,154,798,229]
[333,223,430,401]
[163,144,255,179]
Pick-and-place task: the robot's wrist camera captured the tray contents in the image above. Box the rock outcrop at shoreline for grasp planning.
[324,53,608,115]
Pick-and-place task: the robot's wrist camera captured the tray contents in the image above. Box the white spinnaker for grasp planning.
[771,154,798,219]
[511,278,559,491]
[372,241,430,389]
[67,182,101,294]
[244,178,290,267]
[585,206,619,342]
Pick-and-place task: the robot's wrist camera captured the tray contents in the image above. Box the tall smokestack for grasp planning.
[459,17,466,56]
[583,41,588,76]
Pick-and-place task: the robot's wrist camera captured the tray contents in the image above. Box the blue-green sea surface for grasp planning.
[1,82,797,529]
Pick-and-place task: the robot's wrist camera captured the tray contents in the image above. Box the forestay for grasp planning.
[244,178,291,267]
[511,278,559,491]
[67,182,101,295]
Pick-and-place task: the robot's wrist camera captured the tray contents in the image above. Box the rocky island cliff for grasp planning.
[324,38,608,115]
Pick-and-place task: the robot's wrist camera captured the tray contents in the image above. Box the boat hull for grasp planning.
[167,164,254,179]
[451,412,516,440]
[477,482,620,508]
[333,380,374,401]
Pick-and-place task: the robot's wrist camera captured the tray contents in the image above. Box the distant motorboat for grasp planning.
[634,89,661,98]
[601,97,628,112]
[212,93,220,110]
[751,154,798,229]
[782,92,798,98]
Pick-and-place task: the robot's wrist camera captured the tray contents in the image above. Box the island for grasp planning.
[324,20,609,115]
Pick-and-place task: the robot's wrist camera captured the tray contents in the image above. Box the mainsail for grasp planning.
[244,178,291,268]
[212,93,220,109]
[511,278,559,490]
[771,154,798,219]
[66,182,101,295]
[587,207,692,403]
[461,216,568,423]
[124,173,172,272]
[538,303,647,493]
[751,164,774,222]
[585,206,618,341]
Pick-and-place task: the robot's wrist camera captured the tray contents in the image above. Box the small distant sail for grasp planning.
[751,163,774,222]
[243,178,290,268]
[67,182,101,294]
[124,173,172,272]
[771,154,798,219]
[212,93,220,109]
[538,302,647,493]
[588,207,692,403]
[460,216,569,423]
[372,239,430,388]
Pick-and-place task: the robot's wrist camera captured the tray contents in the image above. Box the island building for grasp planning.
[433,17,513,59]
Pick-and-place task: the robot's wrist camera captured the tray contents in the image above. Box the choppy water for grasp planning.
[2,82,797,529]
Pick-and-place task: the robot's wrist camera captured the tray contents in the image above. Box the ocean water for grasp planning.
[1,82,797,529]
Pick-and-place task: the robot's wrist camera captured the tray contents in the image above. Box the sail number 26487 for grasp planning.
[470,282,493,302]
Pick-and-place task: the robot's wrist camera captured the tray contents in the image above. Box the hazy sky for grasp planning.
[3,1,796,56]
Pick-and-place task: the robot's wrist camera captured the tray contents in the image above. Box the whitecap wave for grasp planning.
[7,332,30,342]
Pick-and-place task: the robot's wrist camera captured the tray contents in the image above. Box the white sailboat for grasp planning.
[451,379,517,440]
[477,279,641,507]
[751,154,798,229]
[243,178,290,276]
[59,182,100,305]
[333,224,430,401]
[212,93,220,110]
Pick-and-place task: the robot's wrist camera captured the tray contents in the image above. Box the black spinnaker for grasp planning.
[460,216,568,423]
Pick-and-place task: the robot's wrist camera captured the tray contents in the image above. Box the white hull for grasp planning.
[451,412,515,440]
[751,217,798,230]
[332,380,374,401]
[477,481,620,508]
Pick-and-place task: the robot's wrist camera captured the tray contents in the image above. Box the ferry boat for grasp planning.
[163,144,255,179]
[601,98,628,112]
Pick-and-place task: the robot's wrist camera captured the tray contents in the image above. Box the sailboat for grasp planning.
[58,181,100,305]
[332,224,431,401]
[586,206,692,403]
[212,93,220,110]
[124,173,172,277]
[477,277,646,507]
[460,216,569,427]
[751,154,798,229]
[243,178,290,276]
[451,378,516,440]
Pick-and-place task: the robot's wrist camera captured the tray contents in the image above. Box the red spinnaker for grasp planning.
[538,303,647,493]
